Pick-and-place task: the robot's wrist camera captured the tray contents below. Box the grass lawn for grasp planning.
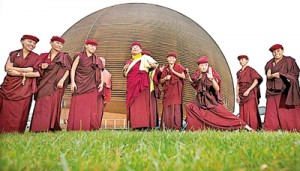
[0,130,300,171]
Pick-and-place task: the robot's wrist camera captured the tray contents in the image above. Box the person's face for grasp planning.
[85,44,97,54]
[272,48,284,60]
[239,58,248,67]
[198,63,209,73]
[50,41,63,52]
[167,56,176,65]
[131,45,142,55]
[21,39,37,51]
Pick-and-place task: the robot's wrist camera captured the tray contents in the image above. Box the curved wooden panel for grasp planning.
[61,3,235,114]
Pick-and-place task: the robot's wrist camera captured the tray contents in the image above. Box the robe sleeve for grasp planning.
[279,58,300,105]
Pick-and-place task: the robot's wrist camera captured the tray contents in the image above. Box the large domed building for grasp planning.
[61,3,235,117]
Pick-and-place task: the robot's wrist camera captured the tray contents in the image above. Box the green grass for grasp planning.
[1,130,300,171]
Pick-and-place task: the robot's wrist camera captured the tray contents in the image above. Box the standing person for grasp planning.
[185,56,253,131]
[97,57,112,128]
[123,42,158,130]
[30,36,72,132]
[264,44,300,132]
[160,52,185,130]
[0,35,40,133]
[236,55,263,131]
[142,50,160,128]
[67,39,104,131]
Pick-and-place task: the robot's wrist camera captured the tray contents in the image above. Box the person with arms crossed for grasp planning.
[0,35,40,133]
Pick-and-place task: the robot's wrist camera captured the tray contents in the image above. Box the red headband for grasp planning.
[51,36,65,44]
[85,39,99,46]
[269,44,283,52]
[166,52,177,58]
[21,34,39,43]
[131,41,142,48]
[237,55,248,60]
[197,56,209,64]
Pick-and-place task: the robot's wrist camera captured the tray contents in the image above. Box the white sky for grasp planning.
[0,0,299,114]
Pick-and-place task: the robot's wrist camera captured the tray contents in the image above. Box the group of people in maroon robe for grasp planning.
[0,35,110,133]
[123,42,187,131]
[123,42,299,132]
[1,37,299,133]
[236,44,300,132]
[185,56,253,131]
[185,44,299,132]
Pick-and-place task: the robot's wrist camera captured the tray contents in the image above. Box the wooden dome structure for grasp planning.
[61,3,235,115]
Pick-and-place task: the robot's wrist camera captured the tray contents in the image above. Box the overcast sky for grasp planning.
[0,0,299,113]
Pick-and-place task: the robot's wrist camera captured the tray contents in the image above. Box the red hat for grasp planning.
[197,56,209,64]
[142,50,151,55]
[51,36,65,44]
[269,44,283,52]
[237,55,248,60]
[131,41,142,48]
[85,39,99,46]
[166,52,177,58]
[21,34,39,43]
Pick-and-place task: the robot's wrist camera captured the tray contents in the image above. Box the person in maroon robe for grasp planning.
[264,44,300,132]
[0,35,40,133]
[185,56,253,131]
[97,57,112,128]
[160,52,185,130]
[123,42,158,130]
[236,55,263,130]
[30,36,72,132]
[67,39,104,131]
[142,50,160,128]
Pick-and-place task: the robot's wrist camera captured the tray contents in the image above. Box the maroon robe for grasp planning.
[97,86,110,128]
[186,69,247,131]
[30,52,72,132]
[237,66,263,130]
[126,60,153,129]
[97,69,112,128]
[67,51,103,131]
[150,68,161,127]
[264,56,300,132]
[160,64,184,130]
[0,49,39,133]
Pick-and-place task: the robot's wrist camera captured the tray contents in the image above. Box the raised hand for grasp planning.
[207,67,213,80]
